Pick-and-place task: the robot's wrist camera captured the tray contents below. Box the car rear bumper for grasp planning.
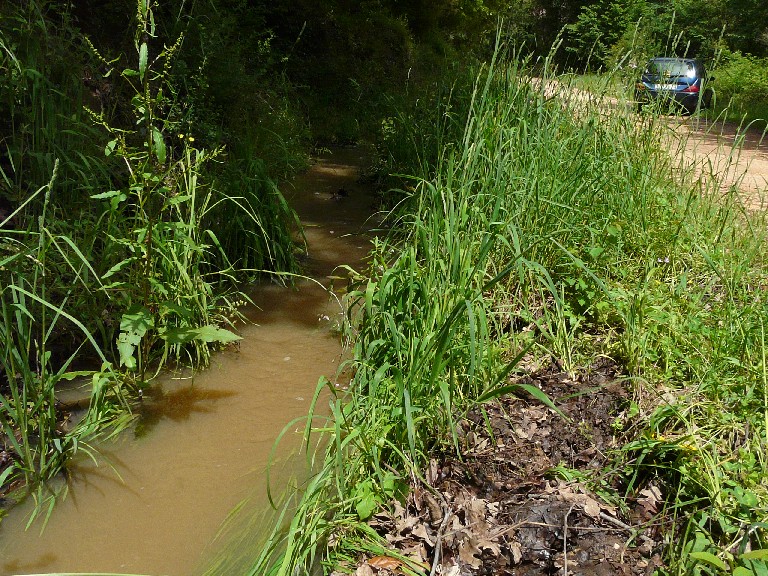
[636,89,704,111]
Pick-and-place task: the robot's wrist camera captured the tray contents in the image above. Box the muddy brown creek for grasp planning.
[0,148,376,575]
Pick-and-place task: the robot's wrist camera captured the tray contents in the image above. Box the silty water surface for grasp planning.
[0,148,375,575]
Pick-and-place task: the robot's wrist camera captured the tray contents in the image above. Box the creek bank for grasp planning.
[344,360,664,576]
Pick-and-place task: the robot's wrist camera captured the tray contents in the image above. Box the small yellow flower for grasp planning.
[178,133,184,139]
[188,136,195,142]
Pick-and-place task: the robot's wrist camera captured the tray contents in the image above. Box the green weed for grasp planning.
[239,39,768,575]
[0,0,304,511]
[0,163,133,522]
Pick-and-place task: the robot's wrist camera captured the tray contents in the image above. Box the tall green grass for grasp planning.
[0,0,303,508]
[0,164,134,524]
[233,43,768,575]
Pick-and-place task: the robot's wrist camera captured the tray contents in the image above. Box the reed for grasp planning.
[0,162,135,523]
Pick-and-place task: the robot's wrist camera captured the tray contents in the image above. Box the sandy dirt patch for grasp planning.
[665,117,768,209]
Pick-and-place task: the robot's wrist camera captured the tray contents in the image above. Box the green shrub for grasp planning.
[713,51,768,123]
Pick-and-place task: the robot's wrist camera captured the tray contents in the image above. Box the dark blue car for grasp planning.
[635,57,713,114]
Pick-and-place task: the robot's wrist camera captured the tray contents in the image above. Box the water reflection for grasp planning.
[134,385,237,438]
[2,553,58,575]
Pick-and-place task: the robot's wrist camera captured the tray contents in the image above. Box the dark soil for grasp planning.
[348,361,666,576]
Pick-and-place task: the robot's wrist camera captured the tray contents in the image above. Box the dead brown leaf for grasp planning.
[442,565,461,576]
[638,485,662,515]
[426,459,439,484]
[583,496,601,519]
[367,556,403,570]
[402,541,429,564]
[411,522,435,547]
[393,501,420,534]
[458,535,483,568]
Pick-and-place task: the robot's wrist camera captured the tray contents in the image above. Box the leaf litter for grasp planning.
[342,359,665,575]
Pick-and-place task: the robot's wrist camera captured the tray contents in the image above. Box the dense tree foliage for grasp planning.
[558,0,768,69]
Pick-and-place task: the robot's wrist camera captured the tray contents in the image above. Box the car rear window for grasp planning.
[645,60,695,78]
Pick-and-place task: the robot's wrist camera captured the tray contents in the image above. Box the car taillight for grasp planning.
[682,84,700,93]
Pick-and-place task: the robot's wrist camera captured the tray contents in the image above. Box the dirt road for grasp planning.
[668,117,768,209]
[538,78,768,209]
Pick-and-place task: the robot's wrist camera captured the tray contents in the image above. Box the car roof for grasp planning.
[648,57,701,64]
[644,57,706,73]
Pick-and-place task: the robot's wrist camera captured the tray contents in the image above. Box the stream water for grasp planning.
[0,148,375,575]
